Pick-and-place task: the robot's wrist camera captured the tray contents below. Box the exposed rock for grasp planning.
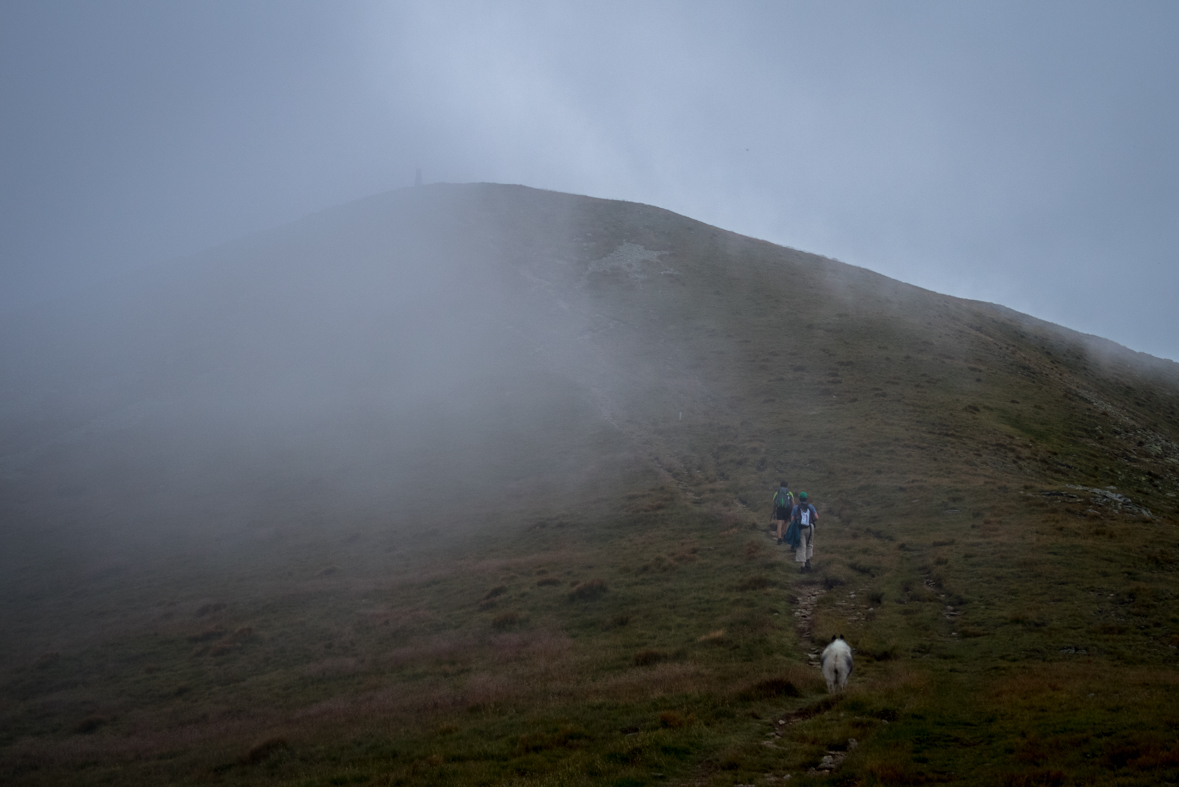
[1066,485,1154,518]
[586,242,669,281]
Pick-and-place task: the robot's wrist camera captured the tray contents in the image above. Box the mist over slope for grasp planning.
[1,186,622,556]
[4,182,1177,560]
[4,184,1179,785]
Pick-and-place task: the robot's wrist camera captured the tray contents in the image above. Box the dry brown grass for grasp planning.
[491,611,522,629]
[187,625,227,643]
[589,662,711,701]
[6,712,289,772]
[736,677,801,701]
[482,584,508,600]
[301,657,363,679]
[515,724,590,754]
[568,578,607,601]
[386,632,480,669]
[658,710,693,728]
[72,715,107,734]
[489,630,573,663]
[735,575,775,591]
[633,649,669,667]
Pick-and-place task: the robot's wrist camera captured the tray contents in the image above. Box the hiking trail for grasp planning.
[792,581,826,669]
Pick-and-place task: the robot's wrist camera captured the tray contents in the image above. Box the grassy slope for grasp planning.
[2,184,1178,786]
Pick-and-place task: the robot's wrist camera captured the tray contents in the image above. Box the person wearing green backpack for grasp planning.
[771,481,794,545]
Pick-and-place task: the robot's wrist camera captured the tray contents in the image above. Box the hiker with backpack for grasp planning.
[791,492,818,572]
[771,481,794,545]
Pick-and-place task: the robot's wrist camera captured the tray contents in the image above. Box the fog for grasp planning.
[4,2,1179,594]
[1,186,638,571]
[1,180,883,577]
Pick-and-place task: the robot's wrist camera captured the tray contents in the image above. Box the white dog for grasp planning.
[821,635,853,693]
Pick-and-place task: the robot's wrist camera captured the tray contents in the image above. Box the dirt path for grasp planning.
[766,526,827,659]
[668,537,842,785]
[792,581,826,669]
[783,562,861,778]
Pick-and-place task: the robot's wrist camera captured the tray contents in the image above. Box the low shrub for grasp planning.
[737,677,800,701]
[659,710,690,728]
[492,612,522,629]
[483,585,508,600]
[1002,770,1067,787]
[209,641,239,657]
[736,575,775,591]
[569,579,607,601]
[240,737,289,765]
[634,650,668,667]
[516,725,589,754]
[188,626,227,643]
[73,715,106,734]
[859,643,898,661]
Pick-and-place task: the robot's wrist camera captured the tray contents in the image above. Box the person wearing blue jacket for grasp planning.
[791,492,818,572]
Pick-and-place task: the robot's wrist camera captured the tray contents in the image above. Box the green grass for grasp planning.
[8,473,1177,785]
[3,184,1179,785]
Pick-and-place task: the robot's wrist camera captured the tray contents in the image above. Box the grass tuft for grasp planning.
[239,737,289,765]
[1002,770,1067,787]
[568,578,607,601]
[658,710,691,728]
[188,625,228,642]
[72,715,106,734]
[491,611,522,629]
[735,575,775,591]
[738,677,801,700]
[634,650,669,667]
[516,725,590,754]
[822,574,846,590]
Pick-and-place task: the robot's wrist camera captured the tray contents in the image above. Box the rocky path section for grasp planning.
[793,583,826,668]
[673,539,849,785]
[765,526,828,662]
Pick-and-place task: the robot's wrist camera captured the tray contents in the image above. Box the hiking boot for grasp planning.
[805,560,812,571]
[776,538,783,545]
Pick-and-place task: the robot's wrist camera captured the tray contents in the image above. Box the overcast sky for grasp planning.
[3,1,1177,360]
